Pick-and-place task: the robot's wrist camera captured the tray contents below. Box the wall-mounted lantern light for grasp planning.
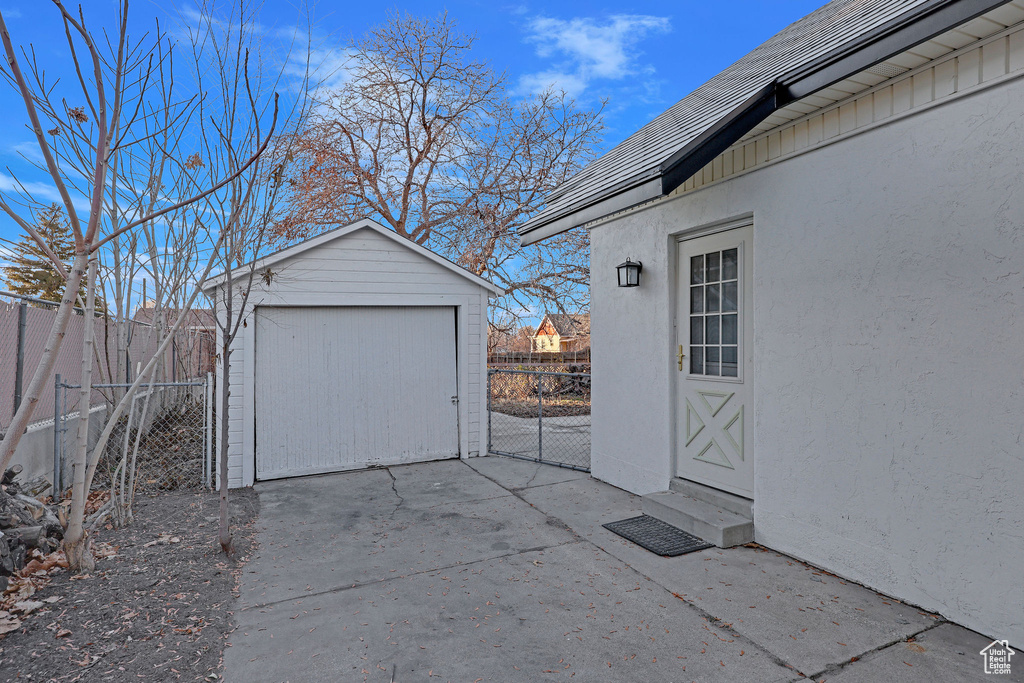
[616,258,643,287]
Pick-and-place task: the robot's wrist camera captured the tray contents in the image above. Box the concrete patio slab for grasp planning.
[519,474,940,677]
[812,623,1015,682]
[226,456,1002,683]
[465,452,590,490]
[238,463,575,608]
[228,541,794,683]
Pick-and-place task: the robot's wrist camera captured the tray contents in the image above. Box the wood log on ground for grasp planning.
[1,465,23,486]
[14,495,62,536]
[0,491,36,528]
[18,476,51,497]
[6,526,46,548]
[0,533,13,574]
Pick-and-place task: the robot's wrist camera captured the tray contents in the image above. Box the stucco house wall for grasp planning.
[590,73,1024,645]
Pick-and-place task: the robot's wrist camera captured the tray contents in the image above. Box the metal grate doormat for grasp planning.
[603,515,713,556]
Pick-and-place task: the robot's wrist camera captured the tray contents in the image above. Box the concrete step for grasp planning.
[641,491,753,548]
[669,478,753,517]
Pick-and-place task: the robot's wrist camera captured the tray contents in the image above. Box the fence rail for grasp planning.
[488,350,590,365]
[487,369,590,471]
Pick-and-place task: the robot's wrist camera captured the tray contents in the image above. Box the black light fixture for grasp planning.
[616,258,643,287]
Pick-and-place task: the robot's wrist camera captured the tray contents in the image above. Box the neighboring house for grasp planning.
[532,314,590,352]
[133,306,217,379]
[520,0,1024,648]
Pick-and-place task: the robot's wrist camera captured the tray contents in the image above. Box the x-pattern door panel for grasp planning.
[676,225,753,498]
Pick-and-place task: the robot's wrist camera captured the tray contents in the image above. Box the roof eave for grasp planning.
[520,0,1014,244]
[520,177,662,245]
[780,0,1008,99]
[202,219,505,296]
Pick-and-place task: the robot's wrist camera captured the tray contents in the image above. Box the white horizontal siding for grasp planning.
[213,226,490,486]
[672,21,1024,200]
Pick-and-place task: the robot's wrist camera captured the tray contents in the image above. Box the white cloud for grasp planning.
[2,8,22,19]
[287,45,352,94]
[517,14,670,96]
[0,173,92,214]
[11,141,44,164]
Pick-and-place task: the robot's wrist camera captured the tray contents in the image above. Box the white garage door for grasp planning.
[255,306,459,480]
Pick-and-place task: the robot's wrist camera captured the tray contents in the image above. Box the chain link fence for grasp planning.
[487,369,590,471]
[56,377,214,494]
[1,290,215,435]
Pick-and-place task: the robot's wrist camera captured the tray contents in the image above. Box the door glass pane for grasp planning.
[722,281,738,312]
[707,251,720,282]
[721,314,737,344]
[706,283,720,313]
[706,315,720,344]
[690,346,703,374]
[722,346,738,377]
[706,346,720,376]
[690,316,703,344]
[686,242,743,378]
[690,255,704,285]
[722,248,738,280]
[690,286,703,314]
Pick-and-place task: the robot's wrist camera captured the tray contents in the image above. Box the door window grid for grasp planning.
[690,247,739,377]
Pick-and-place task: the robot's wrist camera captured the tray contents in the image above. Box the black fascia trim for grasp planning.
[780,0,1010,102]
[659,0,1010,197]
[659,84,778,196]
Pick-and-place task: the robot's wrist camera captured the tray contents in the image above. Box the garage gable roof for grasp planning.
[518,0,1013,244]
[202,219,504,296]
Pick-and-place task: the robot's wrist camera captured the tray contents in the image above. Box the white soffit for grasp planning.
[740,2,1024,141]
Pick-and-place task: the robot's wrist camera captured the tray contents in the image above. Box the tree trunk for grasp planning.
[0,251,88,475]
[63,257,99,573]
[218,280,234,556]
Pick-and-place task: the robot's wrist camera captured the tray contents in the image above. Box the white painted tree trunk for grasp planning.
[0,251,89,476]
[63,258,99,572]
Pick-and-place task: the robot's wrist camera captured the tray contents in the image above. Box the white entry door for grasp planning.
[675,225,753,498]
[255,306,459,480]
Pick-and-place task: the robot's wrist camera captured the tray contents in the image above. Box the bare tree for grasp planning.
[277,12,602,322]
[0,2,277,571]
[184,0,313,555]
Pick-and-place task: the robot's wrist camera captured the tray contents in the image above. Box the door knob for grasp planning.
[677,344,686,371]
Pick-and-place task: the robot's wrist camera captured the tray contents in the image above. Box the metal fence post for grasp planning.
[205,372,214,488]
[14,301,26,413]
[486,371,493,454]
[53,373,61,494]
[537,373,543,462]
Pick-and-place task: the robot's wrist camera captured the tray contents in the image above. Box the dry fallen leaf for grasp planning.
[13,600,44,614]
[0,616,22,634]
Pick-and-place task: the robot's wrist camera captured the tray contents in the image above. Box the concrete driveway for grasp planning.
[224,457,1003,682]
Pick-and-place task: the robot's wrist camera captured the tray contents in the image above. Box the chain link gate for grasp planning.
[54,375,215,494]
[487,369,591,471]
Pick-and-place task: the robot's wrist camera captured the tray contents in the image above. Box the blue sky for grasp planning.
[0,0,824,290]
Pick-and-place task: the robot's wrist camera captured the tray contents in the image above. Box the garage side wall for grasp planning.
[213,227,489,488]
[590,75,1024,644]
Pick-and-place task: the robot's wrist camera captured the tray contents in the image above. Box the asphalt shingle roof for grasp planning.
[518,0,944,237]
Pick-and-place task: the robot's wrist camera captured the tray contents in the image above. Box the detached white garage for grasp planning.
[203,219,502,487]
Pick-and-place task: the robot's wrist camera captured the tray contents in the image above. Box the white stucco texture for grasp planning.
[589,76,1024,645]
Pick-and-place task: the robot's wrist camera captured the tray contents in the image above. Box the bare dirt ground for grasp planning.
[0,488,258,682]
